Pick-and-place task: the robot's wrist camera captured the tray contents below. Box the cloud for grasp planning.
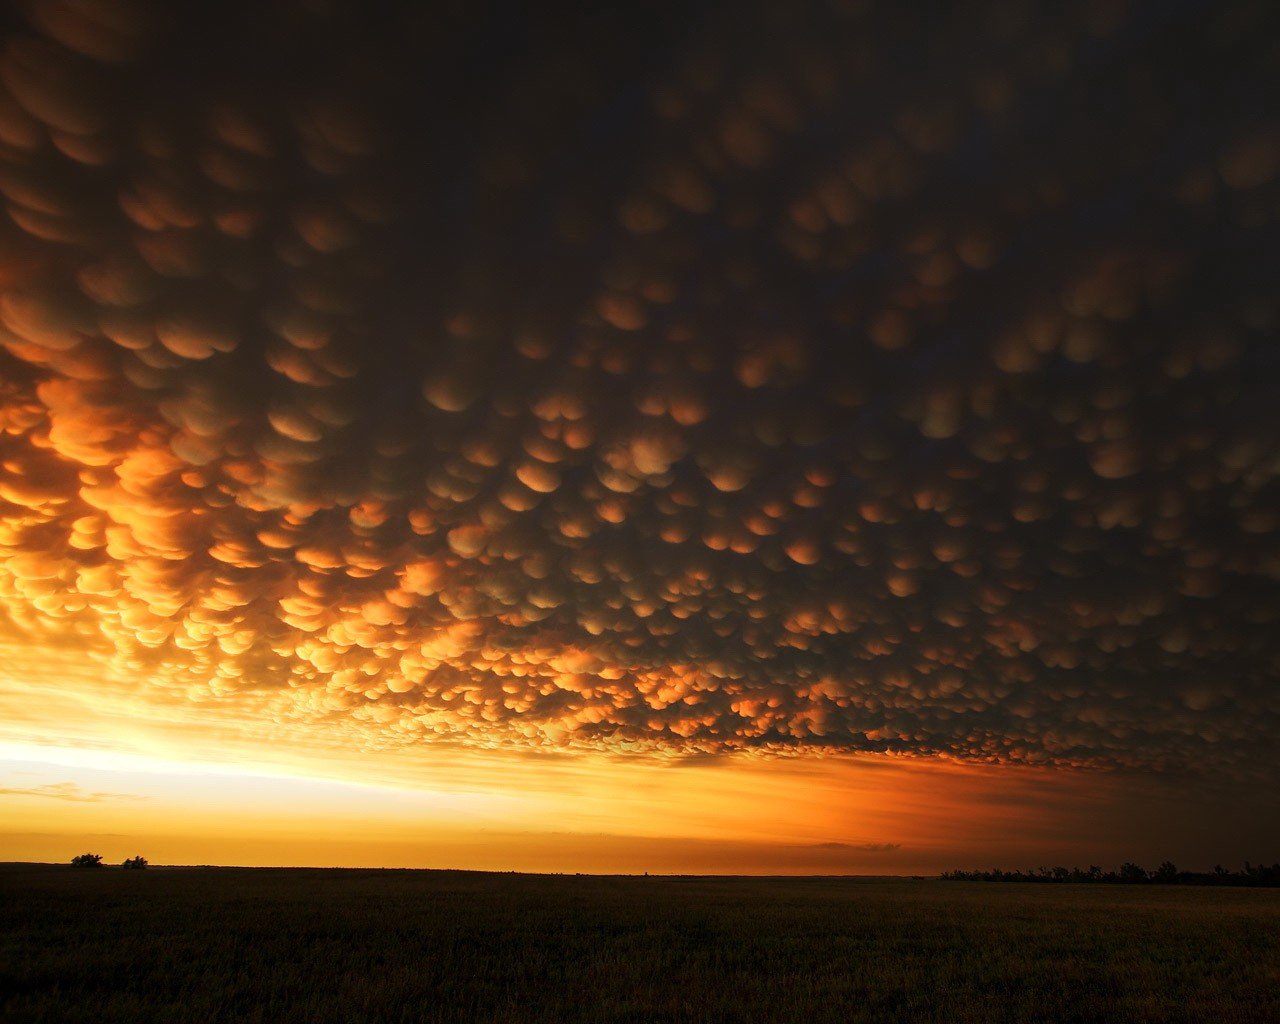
[808,842,902,853]
[0,782,146,803]
[0,0,1276,786]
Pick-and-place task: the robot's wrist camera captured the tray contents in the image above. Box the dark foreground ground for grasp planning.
[2,865,1278,1024]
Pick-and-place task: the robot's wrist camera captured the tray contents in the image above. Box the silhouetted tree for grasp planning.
[1118,862,1148,883]
[71,853,103,868]
[122,855,148,870]
[1154,861,1178,883]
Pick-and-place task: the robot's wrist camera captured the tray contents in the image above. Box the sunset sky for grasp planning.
[1,0,1278,873]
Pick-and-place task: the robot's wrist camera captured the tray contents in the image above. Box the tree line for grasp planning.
[941,862,1280,886]
[70,853,148,869]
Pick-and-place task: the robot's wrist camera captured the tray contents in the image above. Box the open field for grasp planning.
[3,864,1278,1024]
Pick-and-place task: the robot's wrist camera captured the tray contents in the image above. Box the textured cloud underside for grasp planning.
[1,0,1278,776]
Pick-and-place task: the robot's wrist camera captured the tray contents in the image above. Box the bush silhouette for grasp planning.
[71,853,103,868]
[1118,862,1149,883]
[942,861,1280,886]
[122,856,148,870]
[1154,861,1179,883]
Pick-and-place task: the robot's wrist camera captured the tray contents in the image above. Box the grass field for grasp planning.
[3,865,1278,1024]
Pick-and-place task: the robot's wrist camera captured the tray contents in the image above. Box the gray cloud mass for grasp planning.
[0,0,1277,780]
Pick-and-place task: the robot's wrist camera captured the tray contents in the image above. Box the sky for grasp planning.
[1,0,1278,873]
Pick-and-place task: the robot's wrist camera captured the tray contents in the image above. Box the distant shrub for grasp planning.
[941,861,1280,887]
[71,853,103,868]
[1119,862,1149,883]
[122,856,148,870]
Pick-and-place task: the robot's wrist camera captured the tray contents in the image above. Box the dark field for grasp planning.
[3,865,1279,1024]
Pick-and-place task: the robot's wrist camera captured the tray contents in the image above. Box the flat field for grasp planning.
[2,865,1278,1024]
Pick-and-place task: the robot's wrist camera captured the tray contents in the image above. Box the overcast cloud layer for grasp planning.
[1,0,1278,780]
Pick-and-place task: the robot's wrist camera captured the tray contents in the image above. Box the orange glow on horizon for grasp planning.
[1,630,1275,875]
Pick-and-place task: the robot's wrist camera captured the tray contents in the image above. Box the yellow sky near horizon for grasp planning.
[3,637,1277,875]
[4,642,1273,874]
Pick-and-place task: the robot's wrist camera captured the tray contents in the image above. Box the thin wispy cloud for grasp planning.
[0,782,146,804]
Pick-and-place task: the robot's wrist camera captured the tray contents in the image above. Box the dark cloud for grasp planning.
[0,0,1277,779]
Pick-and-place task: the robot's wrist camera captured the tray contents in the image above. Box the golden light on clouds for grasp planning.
[1,0,1279,869]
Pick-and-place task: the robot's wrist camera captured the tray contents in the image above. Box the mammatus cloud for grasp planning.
[0,0,1277,779]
